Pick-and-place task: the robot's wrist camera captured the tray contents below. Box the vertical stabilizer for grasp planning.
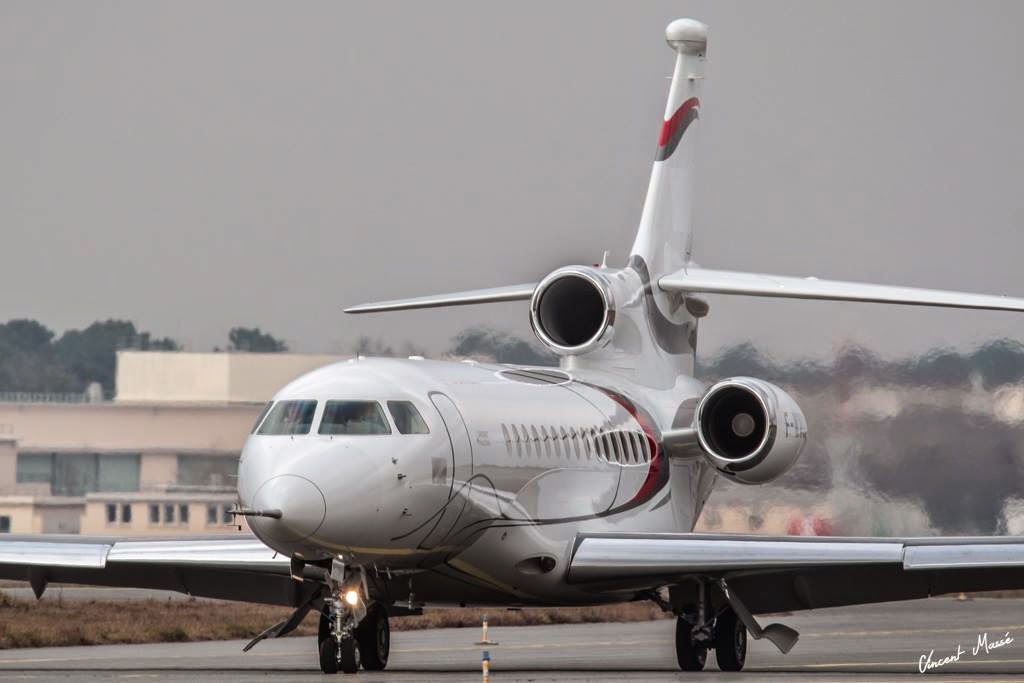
[630,19,707,280]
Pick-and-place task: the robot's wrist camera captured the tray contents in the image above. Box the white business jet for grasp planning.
[4,18,1024,675]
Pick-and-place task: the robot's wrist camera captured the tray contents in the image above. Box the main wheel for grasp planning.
[356,605,390,671]
[713,607,747,672]
[675,616,707,671]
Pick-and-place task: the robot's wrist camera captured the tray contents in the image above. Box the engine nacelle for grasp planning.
[694,377,807,485]
[529,266,616,355]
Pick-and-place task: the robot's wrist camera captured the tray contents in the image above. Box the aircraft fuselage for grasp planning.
[238,357,714,605]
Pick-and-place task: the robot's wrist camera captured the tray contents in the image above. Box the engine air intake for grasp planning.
[698,384,768,460]
[694,377,807,485]
[530,268,614,355]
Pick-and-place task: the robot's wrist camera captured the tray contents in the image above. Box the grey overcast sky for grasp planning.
[2,1,1023,359]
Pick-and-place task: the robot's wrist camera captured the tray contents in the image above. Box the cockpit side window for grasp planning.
[257,400,317,435]
[251,402,274,434]
[387,401,429,435]
[320,401,391,435]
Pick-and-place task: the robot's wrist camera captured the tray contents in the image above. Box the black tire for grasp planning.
[356,605,390,671]
[675,616,707,671]
[714,607,747,672]
[338,636,359,674]
[318,608,332,645]
[318,637,339,674]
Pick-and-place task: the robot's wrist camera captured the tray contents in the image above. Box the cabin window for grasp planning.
[387,401,429,435]
[258,400,317,435]
[623,432,637,464]
[501,424,512,455]
[319,401,391,435]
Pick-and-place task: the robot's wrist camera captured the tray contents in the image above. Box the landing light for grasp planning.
[344,589,360,607]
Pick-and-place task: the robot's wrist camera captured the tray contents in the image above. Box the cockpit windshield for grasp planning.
[387,401,429,434]
[257,400,317,435]
[319,401,391,435]
[251,401,274,434]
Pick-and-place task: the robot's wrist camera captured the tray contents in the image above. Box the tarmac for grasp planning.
[0,596,1022,681]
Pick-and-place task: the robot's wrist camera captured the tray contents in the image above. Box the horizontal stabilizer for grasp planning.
[660,267,1024,312]
[345,283,536,314]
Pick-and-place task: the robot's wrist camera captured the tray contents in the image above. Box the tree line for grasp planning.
[0,319,288,397]
[4,315,1024,397]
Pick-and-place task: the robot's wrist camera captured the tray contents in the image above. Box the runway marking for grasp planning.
[761,658,1024,669]
[802,624,1024,639]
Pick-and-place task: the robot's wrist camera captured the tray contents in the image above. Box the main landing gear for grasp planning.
[317,566,391,674]
[674,604,746,672]
[666,577,799,673]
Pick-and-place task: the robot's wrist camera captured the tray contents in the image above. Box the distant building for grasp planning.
[0,351,350,535]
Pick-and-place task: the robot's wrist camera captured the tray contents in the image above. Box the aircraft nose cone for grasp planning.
[250,474,326,544]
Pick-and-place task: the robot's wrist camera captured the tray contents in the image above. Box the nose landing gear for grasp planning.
[317,564,391,675]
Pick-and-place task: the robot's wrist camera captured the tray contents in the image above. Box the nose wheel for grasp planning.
[318,605,365,674]
[316,573,390,675]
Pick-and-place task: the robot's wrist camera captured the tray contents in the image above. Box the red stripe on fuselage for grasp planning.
[598,389,665,507]
[657,97,700,147]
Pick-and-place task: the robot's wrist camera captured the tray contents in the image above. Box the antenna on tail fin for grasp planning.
[629,19,708,281]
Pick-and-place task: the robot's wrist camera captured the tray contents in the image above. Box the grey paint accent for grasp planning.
[654,108,698,161]
[627,256,695,355]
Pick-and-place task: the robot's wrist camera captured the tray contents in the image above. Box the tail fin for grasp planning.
[629,19,707,279]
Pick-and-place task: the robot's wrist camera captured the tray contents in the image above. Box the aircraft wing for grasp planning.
[568,532,1024,614]
[659,266,1024,311]
[0,535,317,608]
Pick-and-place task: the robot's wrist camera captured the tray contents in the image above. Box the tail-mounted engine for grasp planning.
[529,267,616,356]
[694,377,807,485]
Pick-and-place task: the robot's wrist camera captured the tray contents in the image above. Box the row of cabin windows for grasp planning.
[500,424,652,465]
[104,502,234,526]
[253,400,429,437]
